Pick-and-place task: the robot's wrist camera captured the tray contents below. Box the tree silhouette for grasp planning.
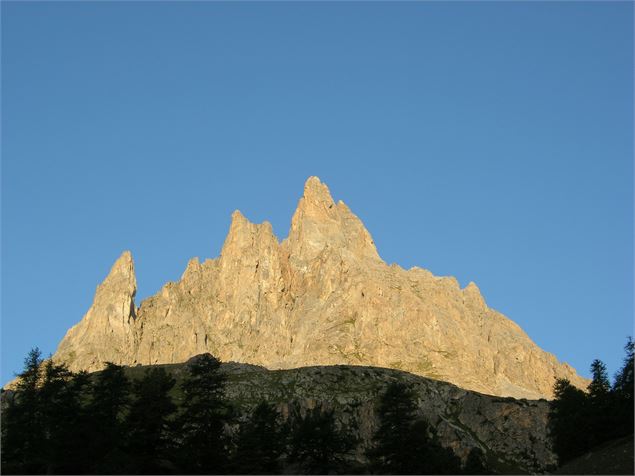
[1,348,45,474]
[367,381,461,474]
[588,359,610,397]
[613,337,634,437]
[125,367,177,474]
[549,341,635,467]
[587,359,614,447]
[63,371,93,473]
[549,378,590,462]
[87,362,132,474]
[613,337,634,397]
[232,401,286,474]
[176,354,232,474]
[288,403,354,474]
[367,382,419,474]
[39,360,91,474]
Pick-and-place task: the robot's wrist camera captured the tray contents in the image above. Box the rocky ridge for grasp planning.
[123,359,558,473]
[53,177,588,399]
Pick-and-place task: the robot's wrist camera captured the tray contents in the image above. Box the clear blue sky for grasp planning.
[2,2,633,386]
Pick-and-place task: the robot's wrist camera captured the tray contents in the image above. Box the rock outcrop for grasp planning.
[53,176,588,399]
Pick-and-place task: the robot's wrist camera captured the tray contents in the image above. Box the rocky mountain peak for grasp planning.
[51,177,589,399]
[53,251,138,370]
[99,250,136,294]
[286,176,381,263]
[463,281,486,309]
[302,175,335,206]
[220,210,278,262]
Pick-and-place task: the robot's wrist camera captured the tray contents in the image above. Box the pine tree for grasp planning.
[368,383,416,474]
[367,382,419,474]
[1,348,46,474]
[177,354,232,474]
[288,403,354,474]
[87,362,131,473]
[549,341,635,467]
[232,401,286,474]
[613,337,634,437]
[368,381,462,474]
[125,367,177,474]
[613,337,634,397]
[38,359,90,474]
[588,359,610,397]
[548,378,590,463]
[586,359,614,446]
[64,371,93,473]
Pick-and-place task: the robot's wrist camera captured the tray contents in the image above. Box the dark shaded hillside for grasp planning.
[120,358,556,473]
[1,354,557,474]
[553,435,634,475]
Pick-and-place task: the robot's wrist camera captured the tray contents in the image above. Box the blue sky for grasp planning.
[2,1,633,386]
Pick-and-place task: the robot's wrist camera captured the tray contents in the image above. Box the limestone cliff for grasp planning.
[53,177,588,399]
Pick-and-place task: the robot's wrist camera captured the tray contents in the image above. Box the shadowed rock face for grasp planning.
[116,361,557,473]
[53,176,588,399]
[220,364,558,473]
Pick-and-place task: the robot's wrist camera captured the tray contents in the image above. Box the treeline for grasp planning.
[1,351,487,475]
[549,337,634,464]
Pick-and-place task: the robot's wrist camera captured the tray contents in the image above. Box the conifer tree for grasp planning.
[38,359,90,474]
[177,354,232,474]
[125,367,177,474]
[232,401,286,474]
[367,382,419,474]
[63,370,93,473]
[613,337,634,397]
[288,403,353,474]
[1,348,45,474]
[87,362,131,473]
[550,341,635,467]
[613,337,634,436]
[588,359,610,397]
[549,378,590,462]
[587,359,613,446]
[368,381,462,474]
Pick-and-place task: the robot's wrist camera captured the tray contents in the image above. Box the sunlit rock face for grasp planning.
[53,176,588,399]
[55,251,138,369]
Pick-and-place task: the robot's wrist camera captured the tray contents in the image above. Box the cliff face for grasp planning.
[54,177,588,399]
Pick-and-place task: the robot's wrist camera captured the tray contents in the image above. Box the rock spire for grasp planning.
[54,251,137,370]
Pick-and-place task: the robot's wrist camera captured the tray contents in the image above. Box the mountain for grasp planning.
[53,176,587,399]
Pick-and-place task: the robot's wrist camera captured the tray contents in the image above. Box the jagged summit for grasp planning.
[286,176,381,263]
[301,176,335,206]
[55,250,137,370]
[99,250,137,294]
[52,177,588,399]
